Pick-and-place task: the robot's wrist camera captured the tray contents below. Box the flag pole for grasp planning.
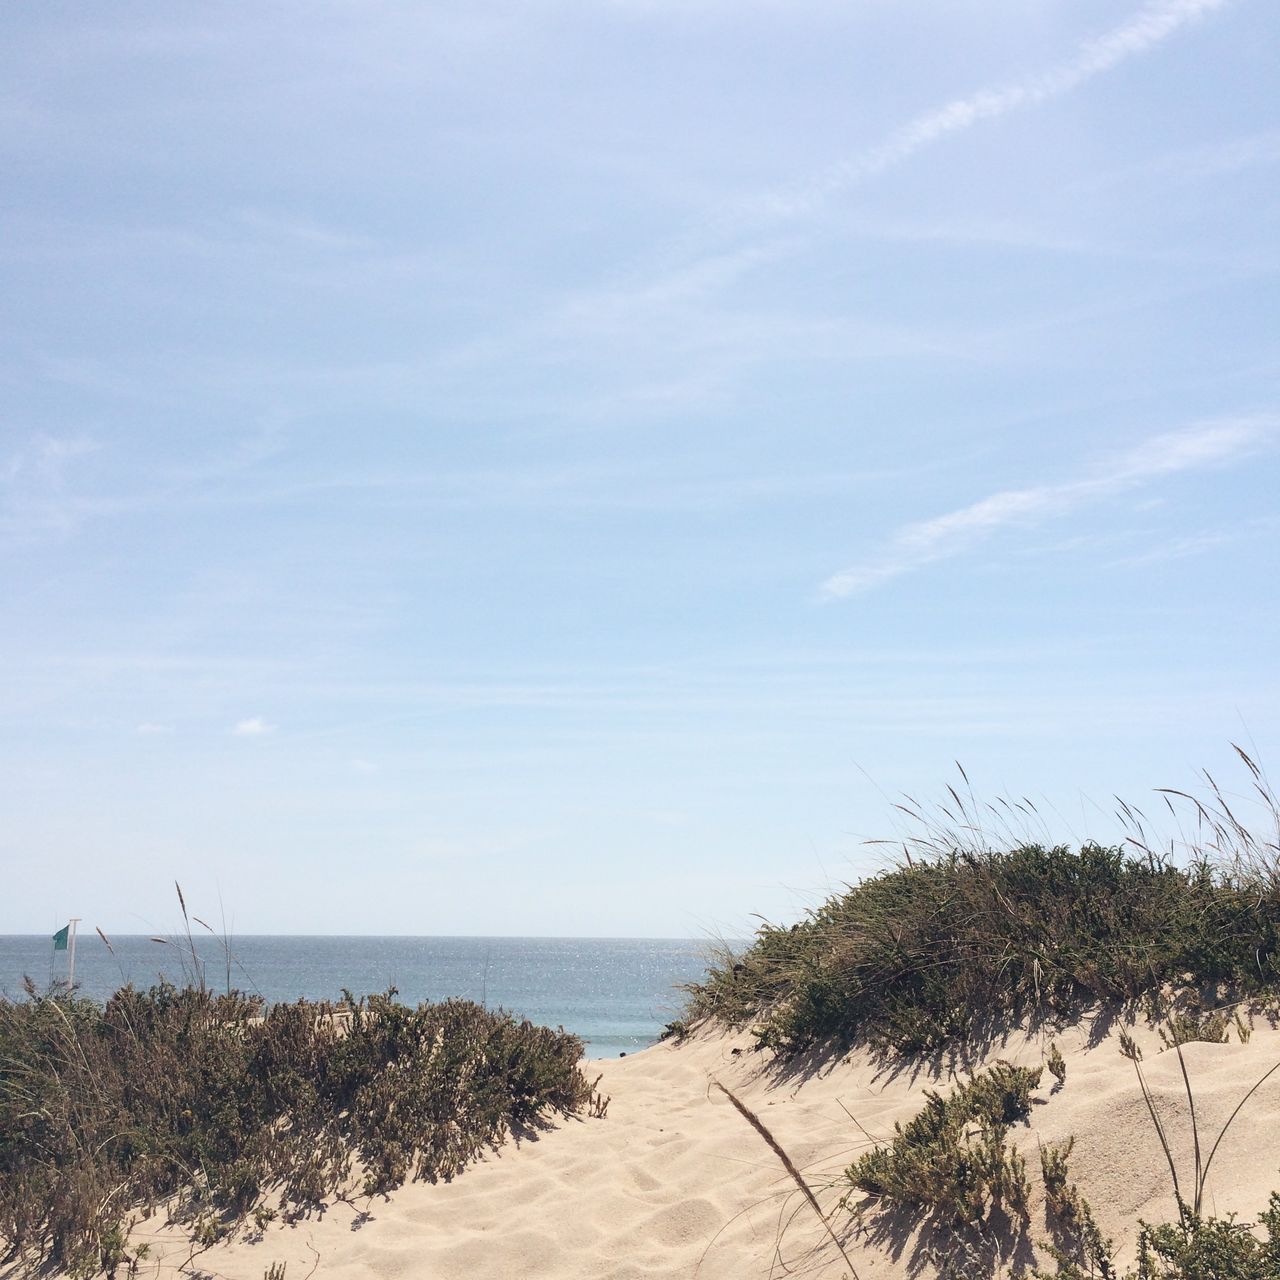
[67,918,81,990]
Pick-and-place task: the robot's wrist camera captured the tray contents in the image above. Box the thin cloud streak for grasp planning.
[822,416,1277,597]
[752,0,1232,220]
[561,0,1235,369]
[1108,530,1234,569]
[3,441,927,535]
[233,717,275,736]
[1078,127,1280,193]
[1107,515,1280,569]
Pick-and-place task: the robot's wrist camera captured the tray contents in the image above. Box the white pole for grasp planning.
[67,918,81,990]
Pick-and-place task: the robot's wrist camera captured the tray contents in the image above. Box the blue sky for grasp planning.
[3,0,1277,937]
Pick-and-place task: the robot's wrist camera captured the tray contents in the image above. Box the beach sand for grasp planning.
[69,1017,1280,1278]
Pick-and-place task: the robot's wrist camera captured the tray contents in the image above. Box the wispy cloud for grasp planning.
[1106,515,1280,569]
[542,0,1236,396]
[822,416,1277,597]
[1,433,102,543]
[232,208,377,252]
[1107,530,1235,569]
[233,717,276,736]
[749,0,1232,221]
[135,722,173,735]
[3,433,99,484]
[1078,127,1280,193]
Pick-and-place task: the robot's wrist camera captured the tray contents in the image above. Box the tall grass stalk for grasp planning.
[711,1078,861,1280]
[1122,1032,1280,1219]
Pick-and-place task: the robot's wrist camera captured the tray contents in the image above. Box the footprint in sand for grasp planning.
[645,1131,686,1150]
[643,1197,721,1247]
[627,1166,662,1192]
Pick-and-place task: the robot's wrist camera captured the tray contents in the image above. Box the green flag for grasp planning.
[52,925,69,951]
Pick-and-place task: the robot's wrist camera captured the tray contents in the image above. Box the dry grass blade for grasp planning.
[1171,1044,1203,1214]
[1198,1056,1280,1204]
[1124,1042,1183,1208]
[710,1077,861,1280]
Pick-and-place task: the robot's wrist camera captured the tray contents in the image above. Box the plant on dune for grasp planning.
[1037,1196,1280,1280]
[689,753,1280,1279]
[1120,1028,1280,1221]
[1036,1137,1117,1279]
[0,983,592,1278]
[1134,1198,1280,1280]
[679,749,1280,1056]
[684,840,1280,1055]
[1034,1026,1280,1280]
[844,1035,1280,1280]
[1047,1042,1067,1090]
[846,1062,1041,1228]
[1158,1010,1230,1049]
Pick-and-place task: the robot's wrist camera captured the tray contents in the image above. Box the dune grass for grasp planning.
[678,753,1280,1056]
[682,752,1280,1278]
[0,983,592,1277]
[679,840,1280,1055]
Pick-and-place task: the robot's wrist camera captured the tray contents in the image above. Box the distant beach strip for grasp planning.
[0,934,715,1058]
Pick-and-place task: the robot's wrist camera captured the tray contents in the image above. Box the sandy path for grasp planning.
[61,1018,1280,1279]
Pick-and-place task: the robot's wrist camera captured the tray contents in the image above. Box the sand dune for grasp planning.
[113,1016,1280,1279]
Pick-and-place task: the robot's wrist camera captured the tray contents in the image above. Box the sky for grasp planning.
[2,0,1278,938]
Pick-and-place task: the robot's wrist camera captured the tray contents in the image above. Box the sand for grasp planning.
[58,1017,1280,1278]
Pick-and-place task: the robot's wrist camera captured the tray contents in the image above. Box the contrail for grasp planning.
[821,415,1275,598]
[760,0,1234,220]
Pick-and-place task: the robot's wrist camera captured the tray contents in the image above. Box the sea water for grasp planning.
[0,934,716,1057]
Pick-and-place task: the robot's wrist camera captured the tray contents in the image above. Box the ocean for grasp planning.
[0,934,716,1057]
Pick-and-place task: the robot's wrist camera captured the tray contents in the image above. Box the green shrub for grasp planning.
[1047,1042,1067,1089]
[847,1061,1041,1226]
[1036,1137,1117,1279]
[682,843,1280,1054]
[1134,1198,1280,1279]
[1038,1196,1280,1280]
[0,984,591,1276]
[1158,1008,1231,1049]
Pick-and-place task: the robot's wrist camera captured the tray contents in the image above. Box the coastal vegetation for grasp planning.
[678,836,1280,1056]
[678,753,1280,1277]
[677,755,1280,1057]
[833,1023,1280,1280]
[846,1060,1042,1226]
[0,984,592,1277]
[5,756,1279,1279]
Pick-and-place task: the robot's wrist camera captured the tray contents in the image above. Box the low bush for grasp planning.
[0,983,591,1276]
[1133,1198,1280,1280]
[847,1061,1041,1227]
[1037,1197,1280,1280]
[681,842,1280,1055]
